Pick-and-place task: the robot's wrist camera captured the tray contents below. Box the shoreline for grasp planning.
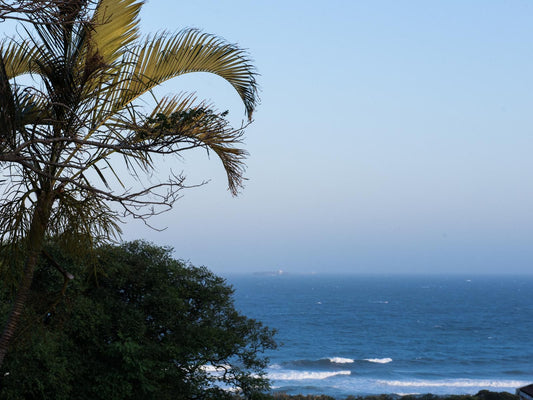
[263,390,518,400]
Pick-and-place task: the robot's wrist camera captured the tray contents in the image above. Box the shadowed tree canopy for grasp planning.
[0,0,258,366]
[0,241,277,400]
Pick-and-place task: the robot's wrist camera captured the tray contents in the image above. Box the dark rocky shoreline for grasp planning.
[262,390,518,400]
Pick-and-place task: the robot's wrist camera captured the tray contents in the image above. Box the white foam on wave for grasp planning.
[329,357,355,364]
[269,370,351,381]
[364,358,393,364]
[378,379,530,389]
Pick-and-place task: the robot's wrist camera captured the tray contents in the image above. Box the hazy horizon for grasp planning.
[121,1,533,275]
[223,270,533,277]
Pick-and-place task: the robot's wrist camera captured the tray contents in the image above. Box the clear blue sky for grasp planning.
[122,0,533,275]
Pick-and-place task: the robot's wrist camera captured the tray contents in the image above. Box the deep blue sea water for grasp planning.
[226,274,533,398]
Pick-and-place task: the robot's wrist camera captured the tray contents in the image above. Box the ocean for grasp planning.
[226,274,533,398]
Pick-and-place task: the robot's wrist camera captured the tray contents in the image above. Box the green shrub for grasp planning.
[1,241,276,400]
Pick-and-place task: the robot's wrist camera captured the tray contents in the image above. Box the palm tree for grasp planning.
[0,0,258,366]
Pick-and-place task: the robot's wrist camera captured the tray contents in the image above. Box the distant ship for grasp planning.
[253,269,285,276]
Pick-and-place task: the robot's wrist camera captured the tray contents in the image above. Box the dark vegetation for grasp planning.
[0,241,276,399]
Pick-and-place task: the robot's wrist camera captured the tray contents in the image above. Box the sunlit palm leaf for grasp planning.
[97,29,257,123]
[0,52,49,150]
[89,0,142,66]
[0,40,41,79]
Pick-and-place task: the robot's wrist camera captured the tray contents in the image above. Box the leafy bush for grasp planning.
[0,241,276,399]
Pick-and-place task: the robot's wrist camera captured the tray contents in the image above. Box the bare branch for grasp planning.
[41,248,73,280]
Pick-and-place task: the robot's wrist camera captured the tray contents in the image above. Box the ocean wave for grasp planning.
[364,358,393,364]
[269,370,351,381]
[284,358,354,368]
[378,379,530,388]
[328,357,355,364]
[284,357,391,368]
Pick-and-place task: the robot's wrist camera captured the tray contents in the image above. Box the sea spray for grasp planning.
[364,358,393,364]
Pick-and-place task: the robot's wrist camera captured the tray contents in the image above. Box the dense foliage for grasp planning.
[0,241,276,399]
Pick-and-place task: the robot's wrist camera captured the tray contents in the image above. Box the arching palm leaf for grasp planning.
[93,29,257,125]
[88,0,142,66]
[0,40,41,79]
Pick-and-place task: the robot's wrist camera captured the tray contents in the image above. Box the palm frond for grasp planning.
[141,96,249,195]
[0,50,16,145]
[51,188,122,241]
[95,29,258,124]
[0,39,41,79]
[0,50,50,151]
[88,0,142,66]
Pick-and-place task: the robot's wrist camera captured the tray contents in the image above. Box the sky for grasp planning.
[118,0,533,275]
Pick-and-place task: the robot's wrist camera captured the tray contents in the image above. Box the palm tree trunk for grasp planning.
[0,191,52,368]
